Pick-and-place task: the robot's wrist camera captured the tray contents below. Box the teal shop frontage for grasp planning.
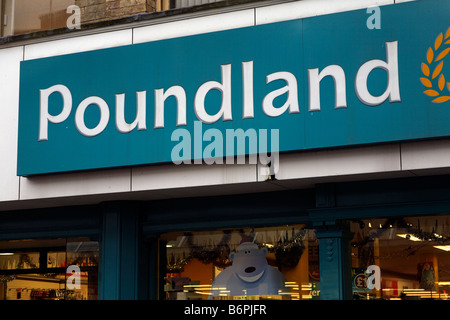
[3,176,450,300]
[17,0,450,175]
[2,0,450,303]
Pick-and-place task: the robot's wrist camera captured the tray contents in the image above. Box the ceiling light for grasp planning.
[433,245,450,252]
[397,234,422,242]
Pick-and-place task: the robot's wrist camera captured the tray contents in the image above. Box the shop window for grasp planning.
[1,0,75,37]
[350,214,450,300]
[0,0,225,38]
[171,0,222,9]
[0,237,98,300]
[160,225,320,300]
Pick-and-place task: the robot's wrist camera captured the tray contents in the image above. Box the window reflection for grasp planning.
[0,0,225,38]
[1,0,75,36]
[160,225,320,300]
[350,215,450,300]
[0,237,98,300]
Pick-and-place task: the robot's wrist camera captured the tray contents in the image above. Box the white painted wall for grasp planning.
[133,9,255,43]
[401,140,450,174]
[255,0,394,25]
[23,29,133,60]
[2,0,444,211]
[0,46,22,202]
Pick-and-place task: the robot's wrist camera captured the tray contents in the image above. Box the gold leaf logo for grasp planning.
[421,26,450,103]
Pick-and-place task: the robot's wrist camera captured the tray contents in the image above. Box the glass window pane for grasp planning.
[0,237,98,300]
[160,225,319,300]
[47,251,66,268]
[6,274,66,300]
[4,0,76,36]
[350,215,450,300]
[0,0,229,38]
[0,252,40,270]
[66,239,99,267]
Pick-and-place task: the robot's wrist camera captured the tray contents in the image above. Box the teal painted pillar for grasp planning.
[147,236,163,300]
[315,222,354,300]
[99,202,144,300]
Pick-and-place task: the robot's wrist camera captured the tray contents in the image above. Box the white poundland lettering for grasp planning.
[75,96,110,137]
[38,41,400,141]
[39,84,72,141]
[308,65,347,111]
[355,41,400,105]
[115,91,147,133]
[194,64,232,124]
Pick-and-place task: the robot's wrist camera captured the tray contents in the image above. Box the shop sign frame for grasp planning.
[17,0,450,175]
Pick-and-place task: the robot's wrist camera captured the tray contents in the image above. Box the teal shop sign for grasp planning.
[17,0,450,175]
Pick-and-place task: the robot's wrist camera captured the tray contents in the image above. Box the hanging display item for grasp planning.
[273,229,306,269]
[352,217,450,249]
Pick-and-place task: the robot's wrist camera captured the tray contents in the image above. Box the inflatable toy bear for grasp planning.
[210,242,287,298]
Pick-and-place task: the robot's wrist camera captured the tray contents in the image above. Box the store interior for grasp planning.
[160,225,320,300]
[161,215,450,300]
[2,215,449,300]
[0,238,98,300]
[351,215,450,299]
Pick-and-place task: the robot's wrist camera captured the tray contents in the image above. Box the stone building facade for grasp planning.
[75,0,159,25]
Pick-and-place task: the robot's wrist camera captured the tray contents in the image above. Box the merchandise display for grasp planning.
[161,225,319,300]
[350,215,450,300]
[0,238,98,300]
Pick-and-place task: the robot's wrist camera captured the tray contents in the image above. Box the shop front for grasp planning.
[0,237,99,300]
[0,206,101,300]
[1,0,450,303]
[3,176,450,302]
